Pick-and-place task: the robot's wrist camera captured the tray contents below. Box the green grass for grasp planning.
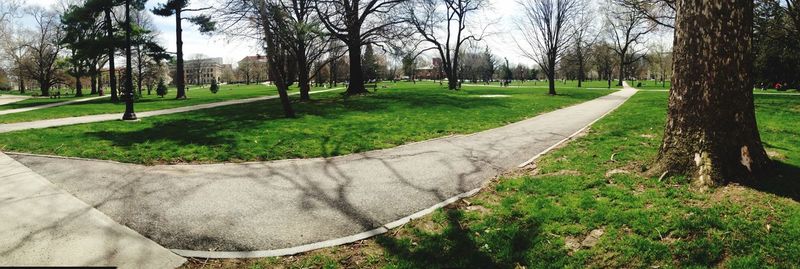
[0,94,95,111]
[0,82,612,164]
[183,91,800,268]
[0,84,318,124]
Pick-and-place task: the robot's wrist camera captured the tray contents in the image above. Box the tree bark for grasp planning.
[618,54,626,86]
[75,73,83,97]
[175,9,187,99]
[90,65,98,95]
[122,0,136,120]
[653,0,771,187]
[298,55,311,100]
[547,53,557,95]
[346,43,366,95]
[105,8,119,102]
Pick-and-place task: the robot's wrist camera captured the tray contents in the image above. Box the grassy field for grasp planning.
[629,80,671,89]
[0,94,95,111]
[0,84,316,123]
[0,82,613,164]
[182,91,800,268]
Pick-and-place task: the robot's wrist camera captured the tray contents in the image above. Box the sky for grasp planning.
[21,0,671,68]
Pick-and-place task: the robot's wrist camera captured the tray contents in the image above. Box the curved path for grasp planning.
[0,95,106,116]
[7,85,637,259]
[0,95,29,106]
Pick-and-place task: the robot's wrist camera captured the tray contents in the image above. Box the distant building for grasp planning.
[172,57,224,85]
[414,58,443,80]
[237,55,269,83]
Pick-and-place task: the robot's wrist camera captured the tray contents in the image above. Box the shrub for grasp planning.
[210,80,219,94]
[156,79,168,97]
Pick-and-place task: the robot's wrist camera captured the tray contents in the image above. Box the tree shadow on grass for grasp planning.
[737,161,800,202]
[376,208,540,268]
[87,119,238,148]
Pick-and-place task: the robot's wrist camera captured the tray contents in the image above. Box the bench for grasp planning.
[364,83,378,92]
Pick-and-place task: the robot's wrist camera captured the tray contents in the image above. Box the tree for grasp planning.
[216,0,298,117]
[647,36,671,87]
[236,59,254,84]
[592,41,616,88]
[406,0,488,90]
[482,47,497,82]
[362,44,379,81]
[316,0,407,95]
[280,0,330,100]
[19,7,65,96]
[156,78,168,97]
[122,0,147,120]
[501,57,512,82]
[401,52,417,81]
[517,0,582,95]
[653,0,771,187]
[61,4,91,97]
[132,11,170,96]
[152,0,215,99]
[606,1,654,86]
[82,0,124,101]
[210,79,219,93]
[570,4,598,87]
[612,0,675,28]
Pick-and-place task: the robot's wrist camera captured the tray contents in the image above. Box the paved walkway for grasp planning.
[0,152,185,268]
[0,95,29,106]
[7,84,637,258]
[0,88,342,133]
[0,95,106,116]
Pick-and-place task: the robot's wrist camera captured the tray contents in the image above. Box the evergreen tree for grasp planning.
[152,0,215,99]
[362,44,379,82]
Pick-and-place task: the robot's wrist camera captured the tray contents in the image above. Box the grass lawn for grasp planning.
[0,82,613,164]
[0,94,97,111]
[0,84,318,124]
[182,91,800,268]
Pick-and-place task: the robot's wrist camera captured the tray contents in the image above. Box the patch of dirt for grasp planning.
[639,133,656,139]
[565,228,606,253]
[541,169,583,177]
[605,169,631,178]
[766,150,786,160]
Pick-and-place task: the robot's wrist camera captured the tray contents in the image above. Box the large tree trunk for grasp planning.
[346,43,367,95]
[547,54,557,95]
[653,0,771,187]
[90,65,98,95]
[577,53,585,88]
[617,54,625,87]
[39,80,50,96]
[175,9,187,99]
[75,73,83,97]
[122,0,136,120]
[105,8,119,102]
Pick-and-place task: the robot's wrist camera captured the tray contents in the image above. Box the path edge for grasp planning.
[170,87,639,259]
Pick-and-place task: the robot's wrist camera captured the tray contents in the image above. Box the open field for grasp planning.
[0,82,613,164]
[0,84,318,123]
[182,91,800,268]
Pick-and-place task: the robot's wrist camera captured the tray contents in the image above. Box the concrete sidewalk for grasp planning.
[0,152,185,268]
[0,95,106,116]
[10,85,637,258]
[0,95,29,106]
[0,88,342,133]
